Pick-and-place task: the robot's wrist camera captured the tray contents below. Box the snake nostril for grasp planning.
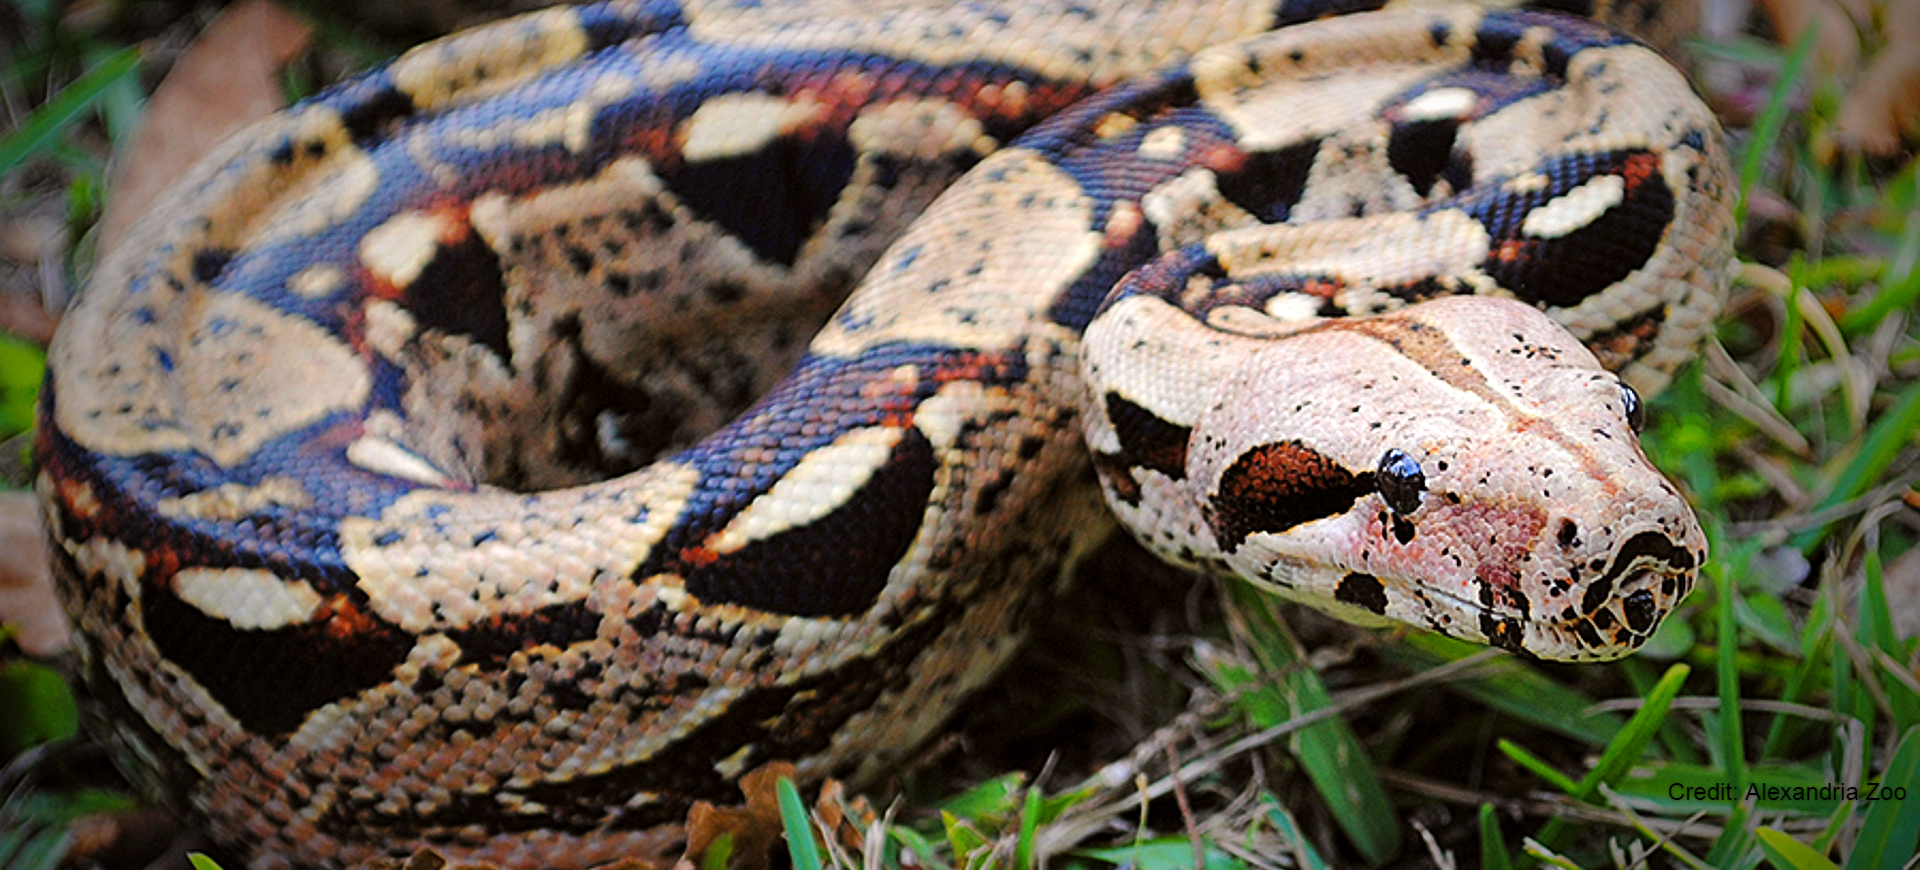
[1623,588,1659,633]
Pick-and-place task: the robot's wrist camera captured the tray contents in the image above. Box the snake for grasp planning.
[34,1,1734,867]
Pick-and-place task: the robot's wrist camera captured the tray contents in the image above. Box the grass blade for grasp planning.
[0,47,141,174]
[1843,726,1920,870]
[777,777,823,870]
[1221,582,1399,864]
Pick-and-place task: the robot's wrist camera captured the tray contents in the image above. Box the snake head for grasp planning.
[1085,294,1705,661]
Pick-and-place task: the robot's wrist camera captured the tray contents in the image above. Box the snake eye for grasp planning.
[1620,382,1645,433]
[1376,449,1425,516]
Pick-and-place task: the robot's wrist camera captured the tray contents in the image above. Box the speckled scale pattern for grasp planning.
[38,1,1731,867]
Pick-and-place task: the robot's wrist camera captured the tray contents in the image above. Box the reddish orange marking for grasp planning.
[57,477,100,521]
[1302,277,1343,299]
[318,594,385,640]
[680,544,721,567]
[1105,202,1144,249]
[1620,151,1659,191]
[1198,143,1249,175]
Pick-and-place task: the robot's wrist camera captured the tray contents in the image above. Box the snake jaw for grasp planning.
[1222,500,1702,661]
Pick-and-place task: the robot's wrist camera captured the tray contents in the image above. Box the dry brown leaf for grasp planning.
[1832,0,1920,155]
[98,0,313,254]
[0,491,66,656]
[1754,0,1865,71]
[677,762,799,870]
[1755,0,1920,156]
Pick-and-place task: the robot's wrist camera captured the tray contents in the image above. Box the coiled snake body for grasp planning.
[37,1,1732,866]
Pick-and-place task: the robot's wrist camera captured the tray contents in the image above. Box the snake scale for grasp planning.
[36,1,1734,866]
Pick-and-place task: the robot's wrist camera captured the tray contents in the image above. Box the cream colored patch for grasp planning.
[1503,171,1551,194]
[346,436,456,487]
[813,148,1100,357]
[286,264,344,299]
[1138,125,1186,158]
[910,380,989,452]
[713,745,756,781]
[847,99,991,161]
[53,290,370,466]
[69,536,147,599]
[688,0,1274,85]
[1141,167,1253,249]
[1206,209,1494,299]
[155,477,312,522]
[360,210,455,289]
[243,149,380,248]
[172,567,322,630]
[504,72,638,154]
[388,6,589,109]
[1093,112,1138,140]
[340,463,697,633]
[362,299,419,361]
[680,93,827,162]
[182,294,371,467]
[1258,293,1323,324]
[709,426,903,553]
[1520,172,1623,239]
[1400,87,1477,121]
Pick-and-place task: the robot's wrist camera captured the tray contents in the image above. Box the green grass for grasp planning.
[2,3,1917,870]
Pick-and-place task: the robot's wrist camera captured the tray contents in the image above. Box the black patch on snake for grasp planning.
[1207,440,1374,552]
[1334,572,1388,615]
[448,602,603,668]
[335,83,419,146]
[1479,612,1526,653]
[1594,529,1695,604]
[1557,518,1581,549]
[141,574,414,738]
[1470,150,1676,308]
[1213,138,1320,222]
[399,219,514,362]
[1583,305,1666,371]
[648,425,937,618]
[1574,617,1605,649]
[1582,526,1689,614]
[660,134,860,267]
[191,248,233,284]
[1386,118,1465,198]
[1103,393,1191,480]
[1269,0,1390,27]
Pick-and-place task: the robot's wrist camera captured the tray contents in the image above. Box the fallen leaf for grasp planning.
[678,762,798,870]
[1832,0,1920,155]
[98,0,312,254]
[1753,0,1864,72]
[0,491,66,657]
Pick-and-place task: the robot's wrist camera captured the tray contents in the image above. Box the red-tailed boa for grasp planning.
[36,1,1732,866]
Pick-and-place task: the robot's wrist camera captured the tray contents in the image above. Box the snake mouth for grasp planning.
[1344,527,1698,661]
